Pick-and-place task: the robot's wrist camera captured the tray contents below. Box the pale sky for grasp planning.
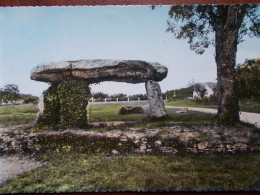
[0,6,259,97]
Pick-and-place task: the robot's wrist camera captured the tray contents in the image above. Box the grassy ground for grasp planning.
[239,100,260,113]
[1,105,253,131]
[166,99,260,113]
[0,151,259,193]
[166,99,216,109]
[0,106,37,125]
[1,105,260,192]
[87,105,217,128]
[87,105,145,122]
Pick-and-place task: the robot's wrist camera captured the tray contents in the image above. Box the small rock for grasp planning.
[111,150,119,155]
[140,145,146,150]
[198,142,209,150]
[120,137,128,142]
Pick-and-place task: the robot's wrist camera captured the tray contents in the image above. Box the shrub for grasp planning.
[118,106,145,115]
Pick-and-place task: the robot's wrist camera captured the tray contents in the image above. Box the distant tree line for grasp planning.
[0,84,38,104]
[91,92,167,101]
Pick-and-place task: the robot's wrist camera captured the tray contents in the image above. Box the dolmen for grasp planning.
[31,59,168,128]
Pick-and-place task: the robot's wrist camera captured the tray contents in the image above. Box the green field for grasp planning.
[166,99,215,109]
[166,99,260,113]
[0,106,37,125]
[1,151,260,193]
[0,105,260,192]
[1,104,254,130]
[87,105,145,122]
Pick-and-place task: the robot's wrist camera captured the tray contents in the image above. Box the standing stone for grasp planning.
[34,96,44,124]
[57,81,90,128]
[37,96,44,115]
[145,80,166,118]
[36,83,61,127]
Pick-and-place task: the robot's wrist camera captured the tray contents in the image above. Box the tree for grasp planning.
[92,92,109,99]
[236,58,260,100]
[0,84,20,103]
[194,83,207,100]
[110,93,128,101]
[166,4,260,125]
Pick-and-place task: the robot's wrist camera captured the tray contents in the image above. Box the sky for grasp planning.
[0,6,259,97]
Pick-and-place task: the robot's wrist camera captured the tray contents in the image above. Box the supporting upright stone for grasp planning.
[36,81,91,128]
[145,80,166,118]
[34,95,44,124]
[57,81,90,128]
[36,83,60,127]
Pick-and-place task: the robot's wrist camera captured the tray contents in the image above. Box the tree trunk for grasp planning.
[215,5,247,126]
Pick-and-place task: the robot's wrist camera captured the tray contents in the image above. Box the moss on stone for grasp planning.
[57,81,89,128]
[36,81,90,129]
[34,133,138,154]
[37,83,60,127]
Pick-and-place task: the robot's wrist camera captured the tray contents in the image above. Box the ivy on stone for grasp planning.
[36,81,90,129]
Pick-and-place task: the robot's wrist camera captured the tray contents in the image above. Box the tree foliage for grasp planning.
[236,59,260,100]
[0,84,20,103]
[92,92,109,99]
[167,4,260,55]
[166,4,260,125]
[166,87,193,100]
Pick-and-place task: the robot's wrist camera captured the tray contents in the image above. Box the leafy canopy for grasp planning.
[0,84,20,103]
[167,5,260,54]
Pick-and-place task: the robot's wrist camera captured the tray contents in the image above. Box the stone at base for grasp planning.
[34,96,44,124]
[145,80,166,118]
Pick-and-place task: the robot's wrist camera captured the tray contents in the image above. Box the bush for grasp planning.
[118,106,145,115]
[236,59,260,100]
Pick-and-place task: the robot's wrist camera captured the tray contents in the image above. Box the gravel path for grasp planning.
[0,125,48,187]
[0,155,48,187]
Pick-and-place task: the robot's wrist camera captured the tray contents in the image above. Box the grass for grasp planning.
[87,105,145,122]
[239,100,260,113]
[170,112,217,127]
[0,106,37,125]
[1,105,260,192]
[166,99,215,109]
[0,151,260,193]
[166,99,260,113]
[0,104,256,132]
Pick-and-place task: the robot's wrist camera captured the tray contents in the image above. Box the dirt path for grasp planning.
[0,155,48,187]
[0,126,48,187]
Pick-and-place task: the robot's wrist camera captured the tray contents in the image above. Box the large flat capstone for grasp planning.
[31,59,168,84]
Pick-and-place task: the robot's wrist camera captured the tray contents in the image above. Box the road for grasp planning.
[89,100,260,128]
[166,106,260,128]
[88,100,151,106]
